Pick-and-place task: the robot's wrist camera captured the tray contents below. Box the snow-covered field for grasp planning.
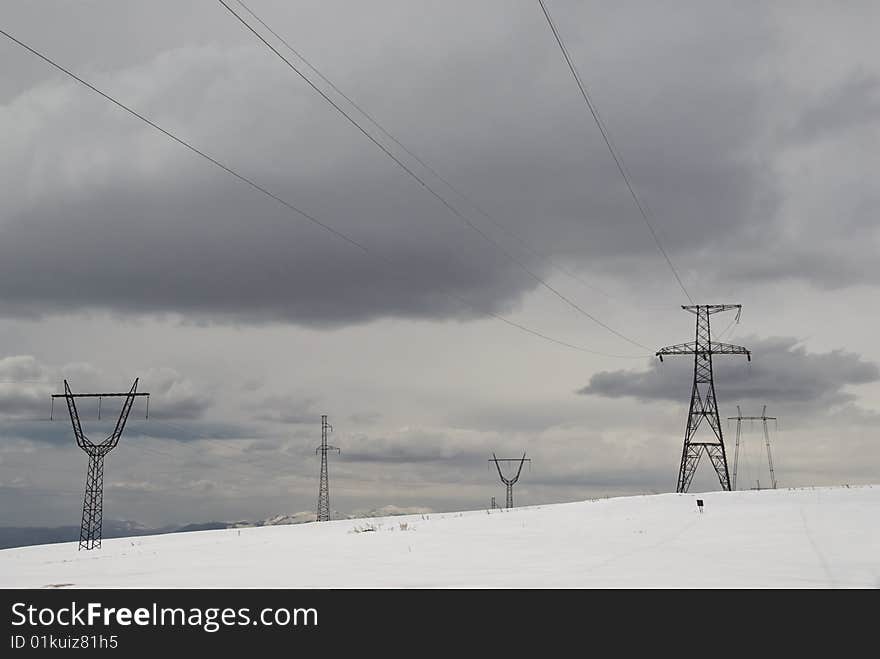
[2,486,877,588]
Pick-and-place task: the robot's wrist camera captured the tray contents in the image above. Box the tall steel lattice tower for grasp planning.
[52,379,149,550]
[315,414,339,522]
[729,405,778,491]
[489,453,530,509]
[657,305,750,493]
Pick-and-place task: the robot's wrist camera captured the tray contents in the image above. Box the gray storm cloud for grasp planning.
[579,336,880,405]
[0,1,801,325]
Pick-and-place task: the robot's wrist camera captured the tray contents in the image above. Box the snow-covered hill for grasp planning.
[1,486,877,588]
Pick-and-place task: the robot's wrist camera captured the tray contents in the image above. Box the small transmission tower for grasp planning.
[657,305,750,493]
[489,453,530,509]
[315,414,339,522]
[729,405,778,490]
[52,379,149,550]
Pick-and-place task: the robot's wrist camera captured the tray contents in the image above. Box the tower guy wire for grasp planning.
[657,305,750,493]
[729,405,778,491]
[0,26,648,359]
[52,378,149,550]
[489,452,531,509]
[315,414,340,522]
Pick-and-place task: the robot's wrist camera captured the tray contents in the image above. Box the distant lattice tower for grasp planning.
[315,415,339,522]
[728,405,779,491]
[489,453,531,509]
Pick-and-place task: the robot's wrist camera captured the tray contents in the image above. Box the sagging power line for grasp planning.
[537,0,694,305]
[0,27,645,360]
[233,0,627,309]
[217,0,651,352]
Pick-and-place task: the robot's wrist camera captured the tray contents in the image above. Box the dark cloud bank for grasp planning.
[580,336,880,406]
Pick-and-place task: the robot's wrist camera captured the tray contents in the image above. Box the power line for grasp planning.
[0,30,366,256]
[0,26,647,359]
[234,0,624,307]
[716,314,739,340]
[217,0,651,351]
[536,0,695,305]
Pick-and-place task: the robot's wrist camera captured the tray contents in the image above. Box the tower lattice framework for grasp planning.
[657,305,750,493]
[315,414,339,522]
[54,379,148,550]
[729,405,778,490]
[489,453,530,509]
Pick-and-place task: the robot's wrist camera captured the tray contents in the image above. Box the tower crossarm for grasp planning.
[657,341,750,361]
[709,341,751,358]
[656,341,697,359]
[489,453,531,484]
[682,304,742,316]
[53,382,150,446]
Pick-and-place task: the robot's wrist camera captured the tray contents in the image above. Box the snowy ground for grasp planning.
[2,486,877,588]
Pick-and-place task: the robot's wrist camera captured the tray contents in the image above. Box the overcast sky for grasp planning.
[1,1,878,527]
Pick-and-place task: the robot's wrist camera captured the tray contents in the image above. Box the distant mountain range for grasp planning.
[0,505,432,550]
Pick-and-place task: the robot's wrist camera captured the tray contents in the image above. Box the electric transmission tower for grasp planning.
[489,453,531,509]
[315,414,339,522]
[51,379,149,550]
[657,305,750,493]
[729,405,778,491]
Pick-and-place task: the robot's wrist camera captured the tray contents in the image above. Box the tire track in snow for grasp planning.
[581,515,701,577]
[799,505,836,588]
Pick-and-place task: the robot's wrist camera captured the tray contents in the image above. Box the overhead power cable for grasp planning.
[234,0,621,307]
[536,0,695,305]
[217,0,651,351]
[0,27,648,359]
